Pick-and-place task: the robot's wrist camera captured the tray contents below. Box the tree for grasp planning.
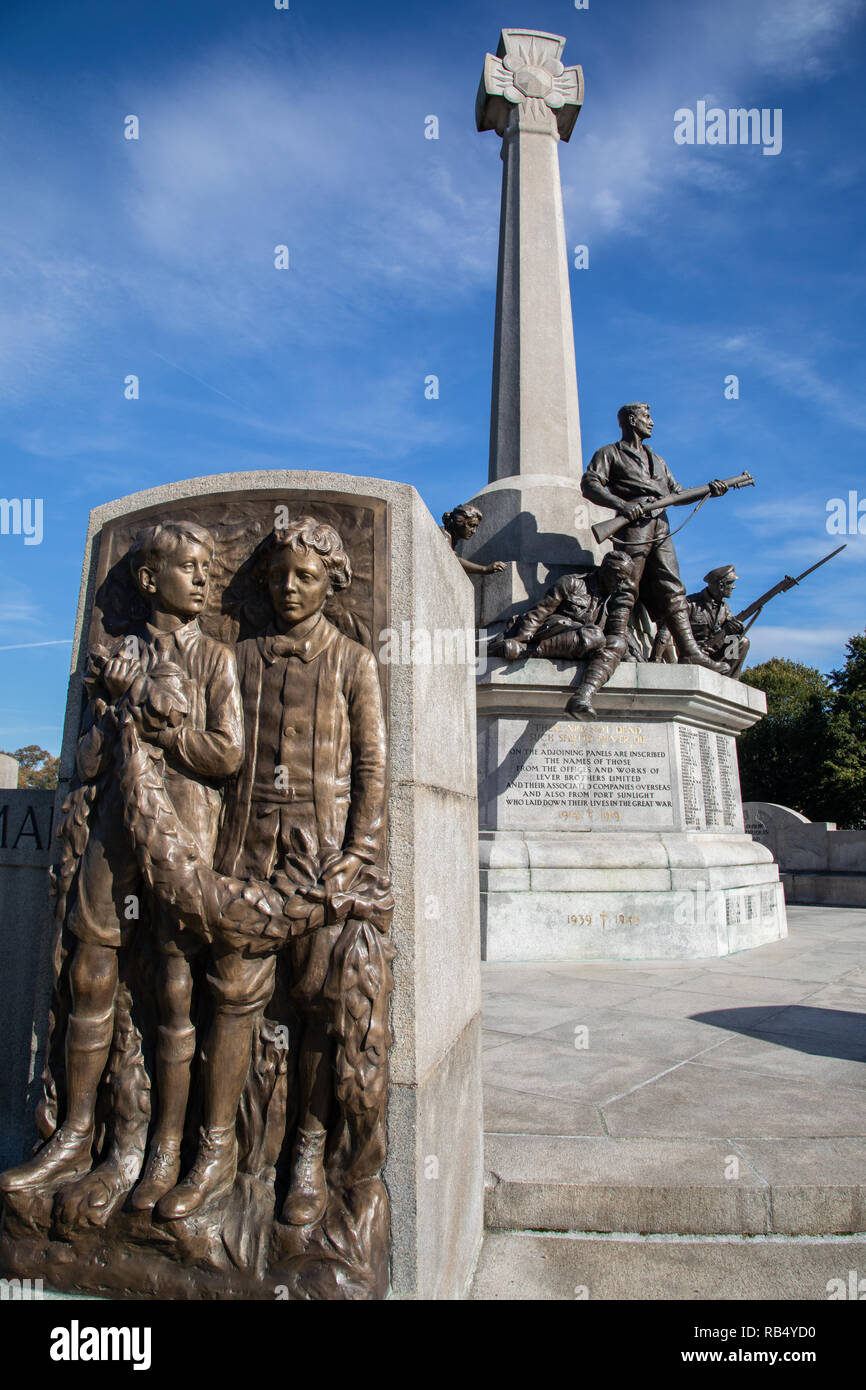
[738,638,866,829]
[823,634,866,829]
[0,744,60,789]
[737,659,835,821]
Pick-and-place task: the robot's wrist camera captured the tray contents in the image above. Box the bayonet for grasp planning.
[736,545,847,631]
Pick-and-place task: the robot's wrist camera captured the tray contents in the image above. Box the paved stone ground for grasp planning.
[472,906,866,1298]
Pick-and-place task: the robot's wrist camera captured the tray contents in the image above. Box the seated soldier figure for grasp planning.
[499,551,637,719]
[687,565,749,677]
[651,565,748,676]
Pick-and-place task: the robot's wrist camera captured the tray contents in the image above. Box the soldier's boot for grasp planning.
[0,1010,113,1193]
[129,1024,195,1211]
[155,1126,238,1221]
[565,648,620,720]
[665,599,730,674]
[281,1126,328,1227]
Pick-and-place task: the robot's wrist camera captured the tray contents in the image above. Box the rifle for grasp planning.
[591,471,755,544]
[736,545,847,633]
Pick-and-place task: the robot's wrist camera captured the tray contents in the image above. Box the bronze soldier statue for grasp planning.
[498,551,638,718]
[581,403,731,674]
[441,503,506,577]
[654,564,749,677]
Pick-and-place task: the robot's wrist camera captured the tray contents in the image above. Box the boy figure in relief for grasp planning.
[158,516,387,1226]
[0,521,243,1214]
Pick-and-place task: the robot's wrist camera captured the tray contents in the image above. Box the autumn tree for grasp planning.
[0,745,60,789]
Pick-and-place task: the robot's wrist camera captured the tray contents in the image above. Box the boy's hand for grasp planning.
[321,852,364,898]
[103,653,140,700]
[302,853,364,907]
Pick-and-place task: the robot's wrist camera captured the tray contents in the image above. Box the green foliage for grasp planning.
[823,635,866,829]
[0,744,60,789]
[738,659,835,820]
[739,639,866,829]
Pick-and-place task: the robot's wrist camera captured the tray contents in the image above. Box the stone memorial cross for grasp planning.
[476,29,584,482]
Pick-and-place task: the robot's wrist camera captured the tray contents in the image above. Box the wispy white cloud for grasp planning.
[746,621,858,669]
[751,0,865,78]
[0,640,72,651]
[0,578,43,634]
[719,330,866,431]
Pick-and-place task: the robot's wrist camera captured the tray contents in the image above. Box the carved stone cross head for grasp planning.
[476,29,584,141]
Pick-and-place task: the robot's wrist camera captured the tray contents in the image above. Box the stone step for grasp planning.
[484,1135,866,1236]
[470,1230,866,1300]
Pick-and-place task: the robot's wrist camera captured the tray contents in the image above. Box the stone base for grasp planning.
[481,831,785,960]
[477,659,787,962]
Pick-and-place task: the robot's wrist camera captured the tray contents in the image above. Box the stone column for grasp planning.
[0,754,19,789]
[462,30,606,628]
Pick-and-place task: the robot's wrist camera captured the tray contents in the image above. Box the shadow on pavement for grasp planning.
[691,1005,866,1063]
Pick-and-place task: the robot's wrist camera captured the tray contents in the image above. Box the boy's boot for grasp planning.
[154,1126,238,1220]
[0,1011,113,1192]
[130,1024,195,1211]
[155,1010,252,1221]
[281,1126,328,1226]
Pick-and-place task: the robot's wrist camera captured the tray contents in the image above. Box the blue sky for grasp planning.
[0,0,864,755]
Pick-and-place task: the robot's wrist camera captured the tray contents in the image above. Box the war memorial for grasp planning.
[0,26,863,1308]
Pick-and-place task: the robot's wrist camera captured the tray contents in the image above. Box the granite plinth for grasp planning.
[477,659,787,961]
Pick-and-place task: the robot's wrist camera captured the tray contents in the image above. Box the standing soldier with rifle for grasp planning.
[581,403,754,674]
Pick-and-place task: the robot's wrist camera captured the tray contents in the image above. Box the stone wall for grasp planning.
[744,801,866,908]
[0,789,56,1168]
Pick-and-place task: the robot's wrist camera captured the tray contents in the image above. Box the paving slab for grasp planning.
[604,1063,866,1139]
[689,1033,866,1088]
[538,1011,740,1059]
[484,1085,605,1137]
[480,906,866,1245]
[658,970,822,1004]
[483,1033,704,1106]
[470,1232,866,1300]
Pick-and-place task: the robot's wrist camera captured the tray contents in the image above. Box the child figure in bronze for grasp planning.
[0,522,243,1217]
[158,516,391,1230]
